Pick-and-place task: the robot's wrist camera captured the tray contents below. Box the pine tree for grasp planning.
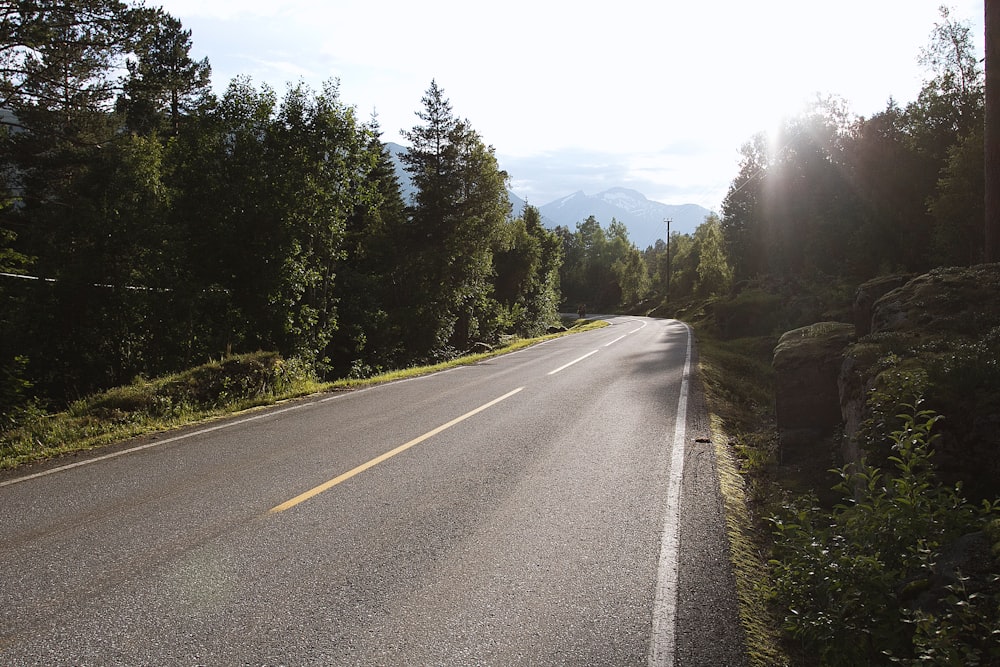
[401,80,510,356]
[119,8,212,136]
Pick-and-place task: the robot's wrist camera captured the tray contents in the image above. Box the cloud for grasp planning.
[500,146,734,210]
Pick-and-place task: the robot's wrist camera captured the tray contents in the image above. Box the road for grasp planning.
[0,316,746,666]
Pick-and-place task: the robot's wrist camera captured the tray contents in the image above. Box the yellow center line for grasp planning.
[268,386,525,514]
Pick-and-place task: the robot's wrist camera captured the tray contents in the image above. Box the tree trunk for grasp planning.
[986,0,1000,261]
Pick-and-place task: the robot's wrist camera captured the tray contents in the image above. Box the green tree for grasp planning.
[612,243,649,306]
[843,102,936,275]
[929,123,985,265]
[118,8,212,136]
[577,215,616,307]
[401,80,511,356]
[166,77,380,369]
[197,77,279,353]
[492,204,562,335]
[911,5,983,154]
[554,223,585,309]
[647,232,697,301]
[692,213,733,297]
[520,203,562,332]
[268,80,379,369]
[8,0,144,269]
[557,215,645,310]
[0,184,34,424]
[909,6,985,269]
[720,134,768,282]
[1,0,144,141]
[1,0,171,398]
[327,126,410,377]
[55,132,172,388]
[758,99,856,278]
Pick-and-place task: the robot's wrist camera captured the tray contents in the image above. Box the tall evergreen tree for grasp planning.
[401,80,510,356]
[1,0,143,141]
[1,0,163,399]
[118,8,212,136]
[327,126,409,376]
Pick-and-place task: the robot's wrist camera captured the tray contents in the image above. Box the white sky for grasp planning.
[153,0,986,211]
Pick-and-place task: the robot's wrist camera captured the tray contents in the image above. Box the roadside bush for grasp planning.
[768,402,1000,665]
[1,352,320,469]
[713,288,786,338]
[0,355,34,430]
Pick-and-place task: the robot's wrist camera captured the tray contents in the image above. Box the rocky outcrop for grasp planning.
[868,265,1000,336]
[772,322,855,464]
[774,265,1000,499]
[839,264,1000,498]
[853,273,914,337]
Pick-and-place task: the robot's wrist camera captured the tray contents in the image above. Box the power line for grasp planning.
[1,271,170,291]
[0,271,229,294]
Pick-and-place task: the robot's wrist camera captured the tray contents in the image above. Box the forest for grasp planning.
[0,1,564,423]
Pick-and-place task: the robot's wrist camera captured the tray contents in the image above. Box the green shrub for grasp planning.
[1,352,320,469]
[0,355,34,430]
[713,288,787,338]
[768,402,1000,665]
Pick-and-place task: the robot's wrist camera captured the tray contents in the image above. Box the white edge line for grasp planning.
[0,402,318,488]
[649,321,692,667]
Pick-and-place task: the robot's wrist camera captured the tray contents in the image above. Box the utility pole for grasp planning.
[665,218,672,303]
[987,0,1000,261]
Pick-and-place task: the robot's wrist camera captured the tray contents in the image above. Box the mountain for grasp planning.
[385,143,710,249]
[538,188,712,249]
[386,142,413,201]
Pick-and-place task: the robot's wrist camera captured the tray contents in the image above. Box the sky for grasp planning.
[153,0,986,212]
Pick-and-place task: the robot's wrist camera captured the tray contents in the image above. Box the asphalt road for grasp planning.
[0,317,746,666]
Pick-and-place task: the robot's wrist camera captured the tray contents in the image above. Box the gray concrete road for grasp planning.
[0,317,746,666]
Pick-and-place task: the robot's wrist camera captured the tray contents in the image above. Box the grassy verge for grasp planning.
[693,324,789,667]
[1,319,608,472]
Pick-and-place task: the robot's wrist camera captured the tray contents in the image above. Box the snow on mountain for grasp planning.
[385,143,712,249]
[538,188,712,249]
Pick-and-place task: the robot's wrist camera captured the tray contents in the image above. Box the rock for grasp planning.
[839,264,1000,499]
[853,273,915,337]
[870,264,1000,336]
[838,343,882,467]
[773,322,856,463]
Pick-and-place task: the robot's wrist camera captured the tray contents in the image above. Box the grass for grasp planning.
[0,319,608,472]
[692,323,789,667]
